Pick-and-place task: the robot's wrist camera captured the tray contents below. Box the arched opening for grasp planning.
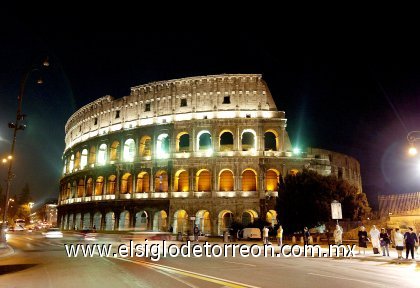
[196,169,211,192]
[139,135,152,157]
[69,154,74,172]
[83,212,91,229]
[242,169,257,191]
[266,210,277,227]
[265,169,279,192]
[86,178,93,196]
[123,139,136,162]
[136,172,150,193]
[156,133,170,159]
[105,212,115,230]
[77,179,84,197]
[218,210,234,235]
[66,183,71,199]
[95,176,104,196]
[173,210,189,234]
[135,211,148,230]
[71,181,77,198]
[93,212,101,230]
[177,132,190,152]
[175,170,189,192]
[121,173,133,194]
[219,131,234,151]
[155,170,168,192]
[74,152,81,170]
[264,131,278,151]
[119,210,130,230]
[196,210,211,235]
[89,146,96,165]
[197,131,212,151]
[98,144,107,165]
[242,210,258,226]
[241,129,256,151]
[219,169,234,191]
[81,149,88,169]
[107,175,116,194]
[153,210,167,231]
[110,141,120,161]
[75,213,81,230]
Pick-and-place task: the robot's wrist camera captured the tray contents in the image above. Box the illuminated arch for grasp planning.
[173,209,188,234]
[98,144,107,165]
[242,209,258,226]
[153,210,167,231]
[197,130,212,151]
[135,211,148,230]
[66,183,71,199]
[266,210,277,226]
[218,210,234,235]
[175,169,189,192]
[264,130,278,151]
[156,133,170,159]
[110,141,120,161]
[196,169,211,192]
[266,169,280,191]
[196,210,211,235]
[242,169,257,191]
[121,173,133,194]
[74,151,81,170]
[89,146,96,165]
[136,172,150,193]
[86,177,93,196]
[107,175,116,194]
[77,179,84,197]
[71,181,77,198]
[81,149,88,169]
[123,138,136,162]
[176,132,189,152]
[155,170,168,192]
[219,130,234,151]
[219,169,234,191]
[69,154,75,172]
[95,176,104,196]
[139,135,152,157]
[105,212,115,230]
[119,210,130,230]
[241,129,256,151]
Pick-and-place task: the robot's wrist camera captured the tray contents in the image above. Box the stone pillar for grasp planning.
[150,168,155,193]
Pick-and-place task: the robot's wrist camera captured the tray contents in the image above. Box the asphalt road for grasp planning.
[1,232,419,288]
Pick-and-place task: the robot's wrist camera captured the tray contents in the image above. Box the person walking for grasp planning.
[370,225,380,254]
[263,226,269,245]
[358,226,368,255]
[276,225,283,247]
[394,228,404,264]
[193,225,199,242]
[303,227,310,246]
[404,227,418,260]
[333,225,343,245]
[379,228,390,256]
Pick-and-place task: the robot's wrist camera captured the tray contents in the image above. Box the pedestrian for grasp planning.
[358,226,368,255]
[333,224,343,245]
[303,227,310,246]
[263,226,269,245]
[404,227,418,260]
[379,228,390,256]
[193,225,199,242]
[93,225,96,232]
[276,225,283,247]
[394,228,404,264]
[370,225,380,254]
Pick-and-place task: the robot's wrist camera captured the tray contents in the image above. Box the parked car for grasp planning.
[43,228,63,238]
[238,228,261,239]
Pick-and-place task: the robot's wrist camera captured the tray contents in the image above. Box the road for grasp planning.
[1,232,419,287]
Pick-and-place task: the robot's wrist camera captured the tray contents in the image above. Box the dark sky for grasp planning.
[1,11,420,210]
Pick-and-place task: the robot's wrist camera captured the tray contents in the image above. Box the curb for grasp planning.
[0,244,15,258]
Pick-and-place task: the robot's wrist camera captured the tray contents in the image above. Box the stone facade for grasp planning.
[58,74,362,235]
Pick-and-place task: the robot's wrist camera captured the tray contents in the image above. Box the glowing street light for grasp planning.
[407,131,420,156]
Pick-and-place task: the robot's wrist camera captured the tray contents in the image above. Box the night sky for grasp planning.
[1,11,420,210]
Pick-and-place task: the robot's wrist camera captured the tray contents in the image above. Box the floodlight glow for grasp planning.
[206,148,213,157]
[293,148,301,155]
[408,146,418,156]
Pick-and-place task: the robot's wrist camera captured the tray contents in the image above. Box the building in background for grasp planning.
[379,192,420,230]
[57,74,362,235]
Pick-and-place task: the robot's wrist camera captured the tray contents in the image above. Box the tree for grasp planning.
[18,183,31,205]
[276,170,371,233]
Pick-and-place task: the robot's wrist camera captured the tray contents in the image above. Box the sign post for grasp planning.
[331,200,342,225]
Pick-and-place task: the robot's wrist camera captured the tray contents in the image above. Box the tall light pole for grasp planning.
[0,59,49,244]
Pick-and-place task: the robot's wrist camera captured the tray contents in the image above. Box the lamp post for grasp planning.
[0,59,49,244]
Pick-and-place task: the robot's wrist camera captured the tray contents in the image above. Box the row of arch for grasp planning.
[60,168,281,200]
[63,130,280,174]
[60,209,278,235]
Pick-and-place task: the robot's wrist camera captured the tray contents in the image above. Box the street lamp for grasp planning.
[406,131,420,156]
[0,58,49,244]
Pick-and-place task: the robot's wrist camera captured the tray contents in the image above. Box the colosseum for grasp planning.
[58,74,362,235]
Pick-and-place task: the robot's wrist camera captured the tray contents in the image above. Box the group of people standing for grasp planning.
[358,225,419,262]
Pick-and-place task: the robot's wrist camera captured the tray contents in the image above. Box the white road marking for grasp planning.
[224,261,256,267]
[308,272,386,287]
